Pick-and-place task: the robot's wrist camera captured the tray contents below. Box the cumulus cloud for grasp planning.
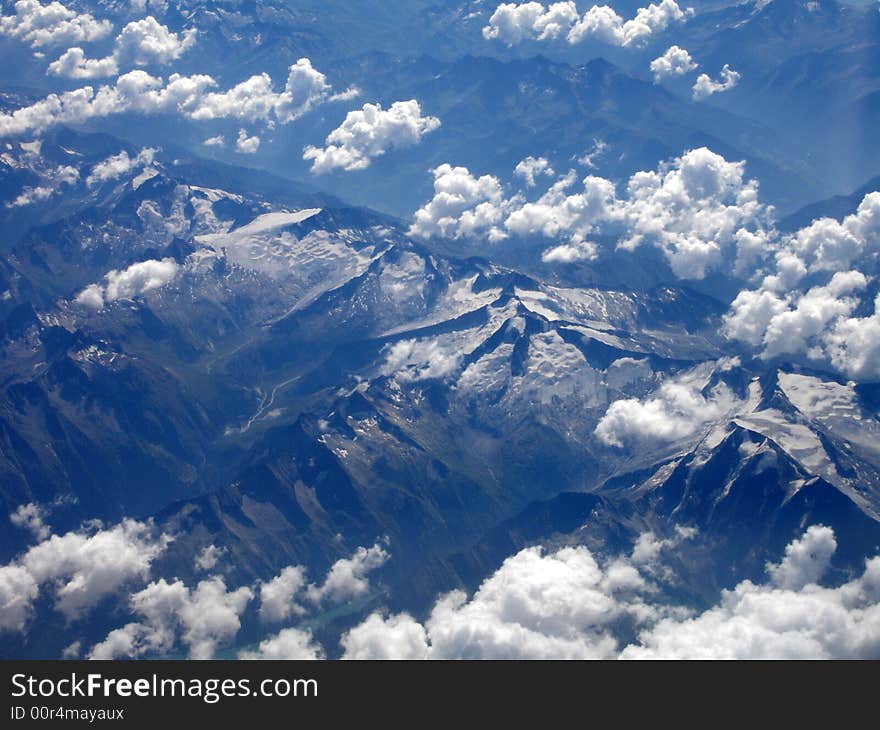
[0,518,170,631]
[504,171,617,246]
[85,147,155,186]
[341,612,429,659]
[202,134,224,148]
[303,100,440,173]
[823,295,880,381]
[192,58,338,124]
[342,529,692,659]
[411,148,773,279]
[616,147,770,278]
[259,566,307,623]
[577,138,608,169]
[630,526,697,567]
[48,16,196,79]
[482,2,579,44]
[541,240,598,263]
[194,544,225,572]
[650,45,698,82]
[47,47,118,79]
[789,192,880,274]
[90,576,253,659]
[235,129,260,154]
[623,527,880,659]
[110,16,195,67]
[725,277,880,380]
[722,190,880,379]
[0,58,341,137]
[306,543,389,605]
[6,163,78,207]
[9,503,50,541]
[74,258,179,309]
[92,543,386,659]
[595,361,741,448]
[514,156,554,187]
[0,566,40,632]
[692,64,740,100]
[766,525,837,591]
[0,0,112,49]
[757,271,866,360]
[381,338,464,382]
[342,527,880,659]
[0,71,212,137]
[238,628,324,660]
[483,1,691,48]
[408,164,511,242]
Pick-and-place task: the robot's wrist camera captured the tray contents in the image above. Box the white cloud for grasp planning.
[0,58,341,137]
[483,1,691,48]
[47,47,118,79]
[766,525,837,591]
[86,147,155,186]
[342,527,880,659]
[175,577,254,659]
[92,542,386,659]
[306,543,389,605]
[238,628,324,660]
[194,544,225,572]
[0,518,170,631]
[0,565,39,632]
[303,100,440,173]
[623,528,880,659]
[90,576,253,659]
[720,190,880,380]
[259,565,307,623]
[790,193,880,274]
[482,2,579,44]
[631,526,697,566]
[235,129,260,154]
[9,503,50,541]
[88,622,160,660]
[514,156,554,187]
[6,163,78,207]
[21,519,170,621]
[420,546,629,658]
[577,138,608,169]
[341,613,429,659]
[0,72,211,137]
[0,0,112,49]
[692,64,740,100]
[504,171,618,244]
[408,163,511,242]
[759,271,867,360]
[650,45,698,82]
[723,270,878,378]
[48,16,196,79]
[344,531,687,659]
[411,148,773,279]
[541,240,597,262]
[202,134,224,148]
[381,338,464,382]
[191,58,337,124]
[823,294,880,381]
[595,361,741,448]
[74,258,179,310]
[112,16,195,67]
[8,185,53,207]
[616,147,769,279]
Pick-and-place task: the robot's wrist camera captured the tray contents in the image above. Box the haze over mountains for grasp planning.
[1,0,879,659]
